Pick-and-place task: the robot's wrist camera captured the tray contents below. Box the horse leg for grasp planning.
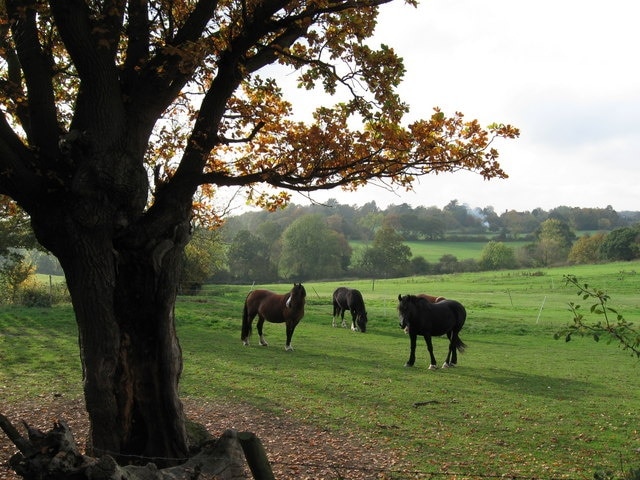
[241,308,254,347]
[449,333,460,366]
[284,321,296,351]
[442,333,454,368]
[256,316,268,346]
[405,334,417,367]
[332,303,338,327]
[340,308,347,328]
[350,311,358,331]
[424,335,438,370]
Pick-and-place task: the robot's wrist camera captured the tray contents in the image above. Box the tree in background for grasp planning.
[227,229,278,282]
[0,0,518,469]
[180,228,226,294]
[0,201,37,255]
[0,200,40,304]
[599,226,640,261]
[436,253,461,274]
[355,225,411,277]
[501,210,542,239]
[480,206,503,232]
[568,233,606,264]
[0,250,35,303]
[278,214,350,279]
[529,218,576,266]
[357,211,385,240]
[478,241,516,270]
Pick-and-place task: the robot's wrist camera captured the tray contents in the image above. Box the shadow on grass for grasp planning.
[456,365,598,400]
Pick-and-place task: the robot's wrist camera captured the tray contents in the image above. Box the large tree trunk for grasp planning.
[35,209,192,466]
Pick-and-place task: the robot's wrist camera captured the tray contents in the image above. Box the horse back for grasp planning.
[333,287,348,303]
[347,288,365,312]
[246,289,283,319]
[435,299,466,329]
[415,299,466,336]
[418,293,446,303]
[247,288,305,324]
[245,289,276,307]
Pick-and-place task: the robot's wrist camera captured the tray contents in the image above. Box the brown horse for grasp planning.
[241,283,306,351]
[418,293,446,303]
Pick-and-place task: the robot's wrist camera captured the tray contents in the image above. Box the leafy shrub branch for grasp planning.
[555,274,640,358]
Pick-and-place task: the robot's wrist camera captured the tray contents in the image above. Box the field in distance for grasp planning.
[351,239,531,262]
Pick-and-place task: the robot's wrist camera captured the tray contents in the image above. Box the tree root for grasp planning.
[0,413,267,480]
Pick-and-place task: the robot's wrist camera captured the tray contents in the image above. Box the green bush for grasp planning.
[19,282,70,307]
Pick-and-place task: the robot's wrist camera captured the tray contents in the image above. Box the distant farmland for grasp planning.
[351,239,530,262]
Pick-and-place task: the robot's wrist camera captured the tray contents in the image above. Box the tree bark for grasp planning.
[34,207,192,466]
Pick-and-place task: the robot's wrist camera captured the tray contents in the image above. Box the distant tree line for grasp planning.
[188,200,639,288]
[2,198,639,296]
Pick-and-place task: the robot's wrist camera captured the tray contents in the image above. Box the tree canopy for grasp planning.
[0,0,519,474]
[0,0,519,220]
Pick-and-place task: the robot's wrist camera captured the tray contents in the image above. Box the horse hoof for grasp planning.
[428,364,438,370]
[285,345,294,352]
[442,362,456,368]
[404,363,414,368]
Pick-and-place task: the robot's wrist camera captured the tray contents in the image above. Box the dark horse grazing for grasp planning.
[397,294,467,369]
[241,283,306,351]
[332,287,368,332]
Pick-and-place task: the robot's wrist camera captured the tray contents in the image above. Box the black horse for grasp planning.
[241,283,306,351]
[397,294,467,369]
[332,287,368,332]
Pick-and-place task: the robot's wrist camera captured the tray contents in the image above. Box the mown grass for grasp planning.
[2,262,640,478]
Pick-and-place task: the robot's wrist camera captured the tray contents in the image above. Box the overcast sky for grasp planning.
[297,0,640,213]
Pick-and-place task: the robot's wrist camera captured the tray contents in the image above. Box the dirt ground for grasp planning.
[0,395,408,480]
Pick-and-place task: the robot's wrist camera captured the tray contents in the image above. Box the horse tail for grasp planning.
[453,336,467,353]
[452,300,467,353]
[241,299,252,340]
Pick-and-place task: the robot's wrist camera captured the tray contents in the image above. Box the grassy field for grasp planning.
[2,262,640,478]
[350,239,531,262]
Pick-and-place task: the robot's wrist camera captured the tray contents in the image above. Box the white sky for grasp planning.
[293,0,640,213]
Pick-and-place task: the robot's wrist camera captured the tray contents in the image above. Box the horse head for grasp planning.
[356,310,368,333]
[286,283,306,308]
[397,294,421,333]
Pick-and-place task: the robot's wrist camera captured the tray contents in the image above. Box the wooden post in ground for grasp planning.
[237,431,275,480]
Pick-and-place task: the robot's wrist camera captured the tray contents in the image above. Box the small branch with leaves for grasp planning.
[555,274,640,358]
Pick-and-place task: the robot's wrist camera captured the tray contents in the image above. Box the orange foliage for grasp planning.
[0,0,519,218]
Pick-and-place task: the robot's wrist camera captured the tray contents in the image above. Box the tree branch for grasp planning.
[121,0,150,90]
[0,22,30,132]
[0,112,43,204]
[6,0,59,153]
[50,0,126,140]
[124,0,219,123]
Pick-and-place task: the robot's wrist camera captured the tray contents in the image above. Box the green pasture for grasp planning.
[1,262,640,478]
[351,239,530,262]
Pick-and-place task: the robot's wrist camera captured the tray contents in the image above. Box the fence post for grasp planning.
[237,431,275,480]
